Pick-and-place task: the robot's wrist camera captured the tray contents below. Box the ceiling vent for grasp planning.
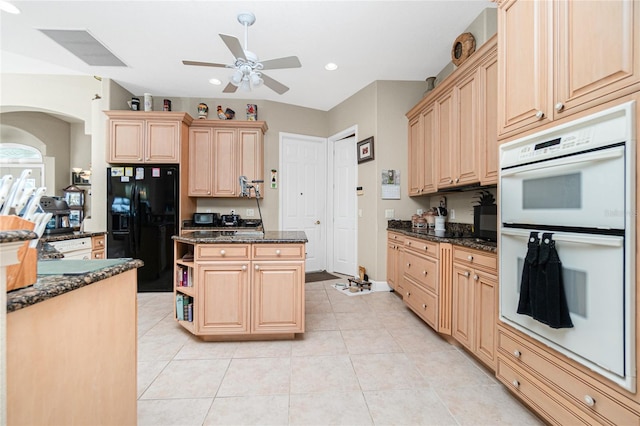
[39,29,127,67]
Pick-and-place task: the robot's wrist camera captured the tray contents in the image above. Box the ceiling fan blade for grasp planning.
[260,56,302,70]
[261,73,289,95]
[182,60,229,68]
[219,34,246,61]
[222,82,238,93]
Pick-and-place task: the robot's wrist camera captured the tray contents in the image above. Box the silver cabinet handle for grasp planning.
[406,291,411,297]
[535,110,544,119]
[448,179,453,184]
[455,177,459,183]
[473,274,479,281]
[241,265,247,271]
[254,265,260,270]
[467,255,473,261]
[422,270,427,276]
[220,249,226,256]
[406,263,411,268]
[555,102,565,112]
[584,395,595,407]
[464,271,470,277]
[421,303,427,309]
[513,350,521,359]
[512,379,520,389]
[315,220,321,225]
[275,249,281,256]
[424,245,428,250]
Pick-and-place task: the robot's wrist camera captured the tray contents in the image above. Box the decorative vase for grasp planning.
[197,103,208,119]
[423,76,436,97]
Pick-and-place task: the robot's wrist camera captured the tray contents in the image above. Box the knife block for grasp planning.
[1,215,37,292]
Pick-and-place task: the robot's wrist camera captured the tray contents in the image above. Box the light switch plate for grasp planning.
[385,209,394,219]
[246,209,255,217]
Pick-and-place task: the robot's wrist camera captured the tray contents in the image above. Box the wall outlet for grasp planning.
[246,208,255,217]
[450,209,455,220]
[385,209,395,219]
[358,209,363,218]
[417,209,424,215]
[205,208,211,213]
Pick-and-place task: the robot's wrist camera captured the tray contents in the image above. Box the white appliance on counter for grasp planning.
[499,101,636,391]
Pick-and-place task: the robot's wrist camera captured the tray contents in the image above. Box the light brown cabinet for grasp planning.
[91,234,106,259]
[407,35,498,194]
[174,239,304,339]
[401,236,440,330]
[105,111,192,164]
[188,121,267,197]
[451,246,497,370]
[497,0,640,138]
[386,232,405,290]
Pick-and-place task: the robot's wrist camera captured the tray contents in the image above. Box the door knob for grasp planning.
[315,220,320,224]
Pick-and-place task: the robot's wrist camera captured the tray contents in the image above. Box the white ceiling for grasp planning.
[1,0,494,111]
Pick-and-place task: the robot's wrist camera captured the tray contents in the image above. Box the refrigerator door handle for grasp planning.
[130,185,137,257]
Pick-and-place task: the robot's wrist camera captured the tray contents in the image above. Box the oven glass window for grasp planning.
[516,256,587,318]
[522,173,581,209]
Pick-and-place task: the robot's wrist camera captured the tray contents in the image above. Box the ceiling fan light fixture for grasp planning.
[239,79,251,92]
[250,72,263,87]
[230,69,243,86]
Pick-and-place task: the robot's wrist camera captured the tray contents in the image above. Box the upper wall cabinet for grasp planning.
[497,0,640,139]
[407,35,498,195]
[188,120,267,198]
[105,111,192,164]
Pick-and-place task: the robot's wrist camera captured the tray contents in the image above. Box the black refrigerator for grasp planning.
[107,166,178,292]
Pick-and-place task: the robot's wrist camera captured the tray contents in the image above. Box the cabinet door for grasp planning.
[407,114,424,196]
[479,51,499,185]
[474,270,497,369]
[421,106,437,194]
[435,90,456,188]
[197,262,249,334]
[387,241,398,289]
[498,0,551,137]
[252,261,304,333]
[455,71,479,186]
[109,119,144,163]
[452,263,473,350]
[188,127,214,196]
[212,128,237,196]
[554,0,640,118]
[238,129,264,191]
[146,120,180,163]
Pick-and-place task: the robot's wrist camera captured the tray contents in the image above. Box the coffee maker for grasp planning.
[40,196,73,235]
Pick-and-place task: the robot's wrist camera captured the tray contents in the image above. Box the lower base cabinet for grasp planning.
[175,241,305,338]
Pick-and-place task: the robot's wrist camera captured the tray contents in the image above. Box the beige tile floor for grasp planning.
[137,277,544,426]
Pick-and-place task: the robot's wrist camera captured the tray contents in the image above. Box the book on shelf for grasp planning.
[176,294,184,321]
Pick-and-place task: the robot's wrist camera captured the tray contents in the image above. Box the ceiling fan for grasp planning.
[182,12,301,95]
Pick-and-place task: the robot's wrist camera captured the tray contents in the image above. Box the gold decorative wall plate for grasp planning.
[451,32,476,66]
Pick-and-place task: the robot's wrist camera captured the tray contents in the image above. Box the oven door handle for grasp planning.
[500,228,623,247]
[500,146,624,177]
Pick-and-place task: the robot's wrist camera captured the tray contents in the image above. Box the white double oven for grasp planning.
[499,102,636,391]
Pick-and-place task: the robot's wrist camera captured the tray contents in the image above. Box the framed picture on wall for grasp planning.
[357,137,374,163]
[72,171,91,185]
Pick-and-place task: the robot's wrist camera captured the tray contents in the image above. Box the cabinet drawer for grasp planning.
[498,328,639,425]
[404,278,437,329]
[196,244,250,260]
[453,247,496,272]
[496,358,590,425]
[252,244,305,260]
[388,232,405,244]
[403,249,438,293]
[92,234,106,250]
[92,250,105,259]
[404,237,438,259]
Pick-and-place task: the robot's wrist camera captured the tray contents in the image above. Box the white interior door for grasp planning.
[331,135,357,275]
[280,133,327,272]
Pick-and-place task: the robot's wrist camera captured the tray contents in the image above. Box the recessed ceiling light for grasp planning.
[0,1,20,14]
[209,78,222,85]
[325,63,338,71]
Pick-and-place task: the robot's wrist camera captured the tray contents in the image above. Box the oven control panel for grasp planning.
[516,128,594,161]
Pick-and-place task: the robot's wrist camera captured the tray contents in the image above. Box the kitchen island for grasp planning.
[5,257,142,425]
[172,230,307,340]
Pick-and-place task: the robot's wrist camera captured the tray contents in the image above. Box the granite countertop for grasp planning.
[40,231,107,243]
[6,258,144,313]
[173,230,308,244]
[0,229,38,244]
[388,228,497,253]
